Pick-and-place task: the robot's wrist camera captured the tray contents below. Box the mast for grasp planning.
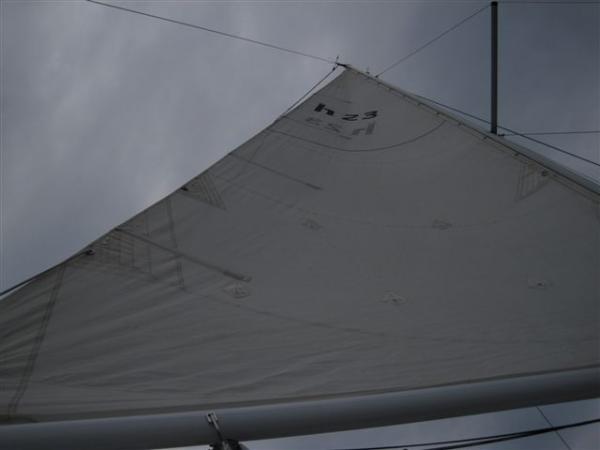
[491,1,498,134]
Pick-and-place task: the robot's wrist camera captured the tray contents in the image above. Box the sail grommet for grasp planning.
[207,412,247,450]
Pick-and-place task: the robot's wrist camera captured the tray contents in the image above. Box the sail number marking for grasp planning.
[314,103,378,121]
[306,103,378,138]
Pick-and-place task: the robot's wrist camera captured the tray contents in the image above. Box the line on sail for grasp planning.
[115,228,251,282]
[227,153,323,190]
[165,198,186,288]
[187,262,587,346]
[128,237,598,347]
[212,172,554,233]
[229,130,271,182]
[279,115,353,141]
[7,264,66,419]
[267,130,448,165]
[269,121,445,153]
[143,211,154,276]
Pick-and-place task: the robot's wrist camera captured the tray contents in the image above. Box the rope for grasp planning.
[85,0,337,65]
[376,5,489,77]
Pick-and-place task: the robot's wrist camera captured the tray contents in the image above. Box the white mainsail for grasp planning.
[1,66,598,447]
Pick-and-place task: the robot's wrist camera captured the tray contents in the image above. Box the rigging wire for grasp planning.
[325,417,600,450]
[536,406,572,450]
[376,4,489,77]
[499,130,600,137]
[85,0,337,65]
[411,93,600,168]
[280,65,339,116]
[502,1,600,4]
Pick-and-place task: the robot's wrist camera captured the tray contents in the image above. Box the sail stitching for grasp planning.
[280,115,354,140]
[214,173,553,231]
[180,172,227,210]
[269,131,448,165]
[515,162,550,201]
[227,153,322,190]
[269,121,445,153]
[165,198,186,289]
[7,264,66,419]
[230,131,270,182]
[144,211,153,275]
[115,228,251,282]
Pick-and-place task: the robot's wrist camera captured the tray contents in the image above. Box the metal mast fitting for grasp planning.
[207,412,246,450]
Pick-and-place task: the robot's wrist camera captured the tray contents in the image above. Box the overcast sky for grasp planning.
[2,0,599,291]
[1,1,598,449]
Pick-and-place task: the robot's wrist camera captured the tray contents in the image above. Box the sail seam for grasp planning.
[269,121,445,153]
[7,264,66,419]
[165,198,186,289]
[115,228,251,282]
[227,153,322,190]
[144,211,153,276]
[213,172,581,231]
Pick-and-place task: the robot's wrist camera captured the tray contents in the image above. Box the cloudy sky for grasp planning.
[1,0,598,449]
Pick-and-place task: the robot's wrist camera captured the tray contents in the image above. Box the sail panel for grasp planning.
[1,68,599,422]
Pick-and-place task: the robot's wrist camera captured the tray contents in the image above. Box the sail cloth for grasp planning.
[1,67,598,423]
